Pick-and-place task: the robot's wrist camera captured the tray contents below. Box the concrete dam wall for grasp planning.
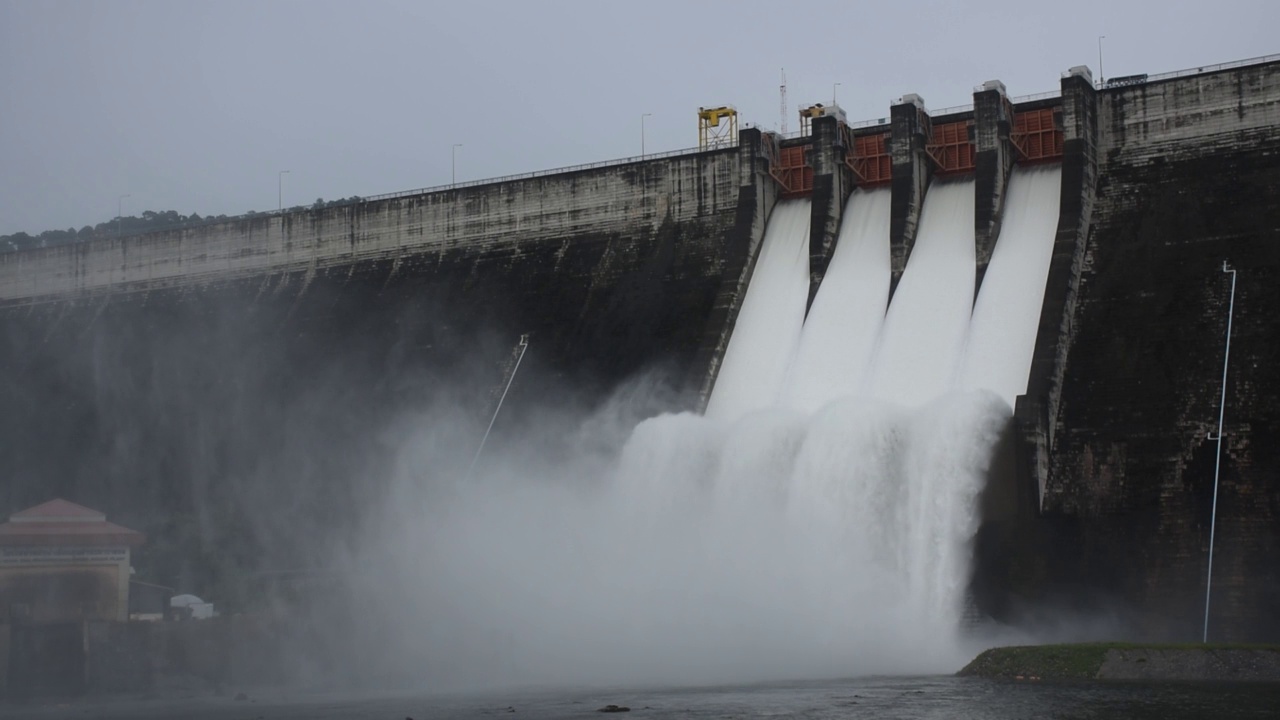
[1015,59,1280,641]
[1,56,1279,643]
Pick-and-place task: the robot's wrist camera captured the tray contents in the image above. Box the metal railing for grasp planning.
[1063,52,1280,87]
[1010,89,1062,104]
[364,144,714,202]
[3,144,724,250]
[847,116,891,130]
[1143,52,1280,84]
[929,103,975,117]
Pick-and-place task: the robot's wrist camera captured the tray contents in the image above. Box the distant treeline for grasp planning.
[1,196,364,252]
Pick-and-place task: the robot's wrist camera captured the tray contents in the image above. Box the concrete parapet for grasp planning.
[889,94,933,300]
[974,80,1015,298]
[806,114,851,312]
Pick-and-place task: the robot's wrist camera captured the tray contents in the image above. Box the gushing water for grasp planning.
[960,166,1063,406]
[704,200,811,420]
[867,180,976,408]
[382,171,1063,688]
[784,188,891,412]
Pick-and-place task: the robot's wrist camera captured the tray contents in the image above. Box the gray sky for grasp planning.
[1,0,1274,236]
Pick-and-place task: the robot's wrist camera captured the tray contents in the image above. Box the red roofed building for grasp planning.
[0,499,145,624]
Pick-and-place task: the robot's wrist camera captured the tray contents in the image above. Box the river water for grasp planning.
[6,675,1279,719]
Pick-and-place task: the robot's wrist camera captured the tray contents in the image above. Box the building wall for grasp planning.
[0,564,122,623]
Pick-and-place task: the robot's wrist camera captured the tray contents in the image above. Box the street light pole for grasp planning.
[278,170,290,213]
[641,113,652,157]
[1098,36,1106,85]
[1203,260,1237,643]
[117,194,131,237]
[452,144,463,185]
[833,82,842,104]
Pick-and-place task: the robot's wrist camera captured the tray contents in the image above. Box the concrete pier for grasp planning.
[805,114,851,311]
[889,94,933,300]
[973,80,1016,297]
[1014,65,1098,507]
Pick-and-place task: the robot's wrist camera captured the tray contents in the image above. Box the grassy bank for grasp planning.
[959,643,1280,682]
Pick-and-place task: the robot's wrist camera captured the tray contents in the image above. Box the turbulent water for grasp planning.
[704,200,812,420]
[366,172,1063,689]
[784,188,892,411]
[959,166,1063,406]
[868,180,976,407]
[22,674,1280,719]
[576,172,1062,680]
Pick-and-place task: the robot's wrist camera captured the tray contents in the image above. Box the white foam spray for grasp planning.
[372,169,1064,689]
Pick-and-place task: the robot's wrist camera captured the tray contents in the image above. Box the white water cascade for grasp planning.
[606,170,1061,677]
[867,180,976,408]
[704,200,811,420]
[960,166,1063,406]
[783,188,892,412]
[402,169,1064,687]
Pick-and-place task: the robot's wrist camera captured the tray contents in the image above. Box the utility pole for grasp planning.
[833,82,841,105]
[1203,260,1237,643]
[1098,36,1106,85]
[452,143,463,185]
[466,334,529,481]
[278,170,290,213]
[779,68,788,135]
[641,113,652,157]
[117,194,130,237]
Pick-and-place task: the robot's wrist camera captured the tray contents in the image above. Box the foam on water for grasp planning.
[959,166,1063,407]
[704,200,811,421]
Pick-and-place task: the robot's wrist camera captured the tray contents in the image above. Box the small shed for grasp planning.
[0,499,145,623]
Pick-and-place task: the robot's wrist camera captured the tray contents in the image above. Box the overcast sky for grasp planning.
[1,0,1275,235]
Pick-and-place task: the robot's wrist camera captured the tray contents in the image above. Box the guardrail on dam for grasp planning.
[2,54,1279,646]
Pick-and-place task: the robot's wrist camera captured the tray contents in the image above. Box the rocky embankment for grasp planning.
[959,644,1280,682]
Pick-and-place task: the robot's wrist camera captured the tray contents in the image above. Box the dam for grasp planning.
[2,54,1280,688]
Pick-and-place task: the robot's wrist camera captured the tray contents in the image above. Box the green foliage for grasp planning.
[0,197,364,253]
[958,642,1280,680]
[959,643,1111,680]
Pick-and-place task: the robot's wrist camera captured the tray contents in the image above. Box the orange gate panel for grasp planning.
[771,143,814,197]
[1012,108,1064,163]
[847,132,892,186]
[926,120,975,175]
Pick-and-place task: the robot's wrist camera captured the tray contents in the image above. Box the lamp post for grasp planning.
[116,194,131,237]
[1098,36,1106,85]
[1203,260,1237,643]
[452,144,463,185]
[641,113,652,157]
[278,170,290,213]
[833,82,842,104]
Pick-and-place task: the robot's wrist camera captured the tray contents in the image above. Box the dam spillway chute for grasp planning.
[782,187,891,412]
[866,179,976,408]
[959,166,1063,407]
[703,200,811,420]
[663,121,1064,669]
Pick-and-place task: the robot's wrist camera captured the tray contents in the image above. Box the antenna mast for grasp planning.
[780,68,788,135]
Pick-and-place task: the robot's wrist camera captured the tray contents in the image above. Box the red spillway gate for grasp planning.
[1012,107,1064,163]
[846,132,892,186]
[769,143,814,198]
[926,120,976,175]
